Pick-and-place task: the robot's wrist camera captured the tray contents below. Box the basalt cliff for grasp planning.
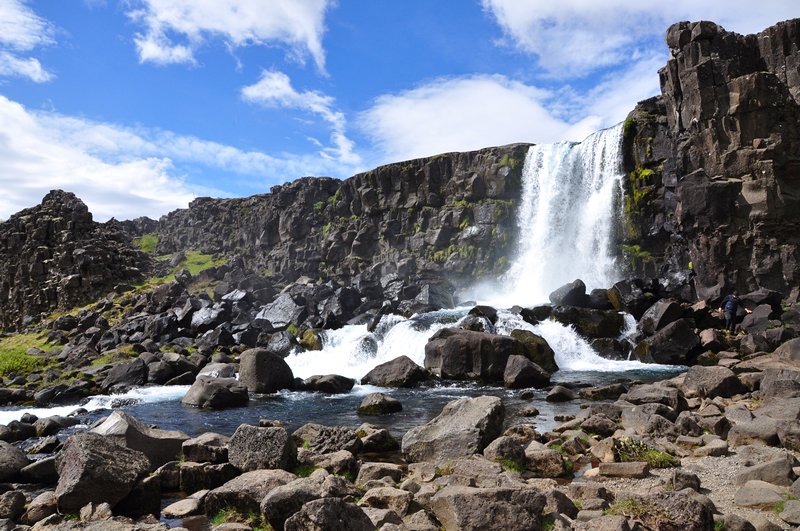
[1,19,800,330]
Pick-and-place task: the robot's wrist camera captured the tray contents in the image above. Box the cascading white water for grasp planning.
[492,124,625,306]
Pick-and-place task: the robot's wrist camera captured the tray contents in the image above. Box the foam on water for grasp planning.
[0,385,190,425]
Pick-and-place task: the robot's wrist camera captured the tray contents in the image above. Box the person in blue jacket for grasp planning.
[718,291,752,332]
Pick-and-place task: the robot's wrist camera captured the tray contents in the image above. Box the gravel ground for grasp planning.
[587,447,797,530]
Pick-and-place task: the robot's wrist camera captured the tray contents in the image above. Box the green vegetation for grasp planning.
[434,462,453,476]
[142,250,226,289]
[714,521,726,531]
[313,200,325,211]
[458,218,470,230]
[210,507,270,529]
[302,439,311,450]
[541,516,556,531]
[453,199,471,208]
[499,459,523,473]
[134,232,158,253]
[614,438,679,468]
[498,153,519,169]
[293,464,318,477]
[286,323,299,336]
[0,333,50,377]
[90,344,138,366]
[605,498,646,518]
[774,501,785,513]
[623,117,636,139]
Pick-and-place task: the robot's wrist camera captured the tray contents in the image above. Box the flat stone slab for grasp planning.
[693,439,728,457]
[734,480,786,508]
[598,462,650,478]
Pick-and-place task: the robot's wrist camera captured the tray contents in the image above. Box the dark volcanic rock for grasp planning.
[181,376,249,409]
[360,355,429,387]
[634,318,700,365]
[0,190,151,330]
[503,355,550,389]
[424,327,525,382]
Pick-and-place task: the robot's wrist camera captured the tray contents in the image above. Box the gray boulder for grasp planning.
[291,423,362,455]
[181,375,248,409]
[682,365,747,398]
[261,469,357,530]
[424,328,524,381]
[361,355,429,387]
[401,395,504,463]
[182,432,229,464]
[90,411,188,469]
[228,424,296,472]
[638,299,684,335]
[55,432,150,512]
[284,497,373,531]
[357,393,402,415]
[238,348,294,393]
[430,486,545,531]
[302,374,354,394]
[503,355,550,389]
[633,318,701,365]
[0,441,30,482]
[100,358,147,392]
[204,469,295,517]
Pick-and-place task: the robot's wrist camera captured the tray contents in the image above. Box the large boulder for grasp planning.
[261,470,357,530]
[238,348,294,393]
[401,395,504,463]
[204,469,296,517]
[55,432,150,512]
[360,355,430,387]
[761,368,800,399]
[503,355,550,389]
[291,424,362,455]
[256,293,308,330]
[549,279,589,306]
[430,486,545,531]
[0,441,30,482]
[608,279,656,319]
[634,319,701,365]
[550,306,626,338]
[90,411,189,469]
[682,365,747,398]
[181,376,248,409]
[302,374,355,394]
[182,432,229,464]
[424,328,524,381]
[100,358,148,392]
[509,329,558,373]
[638,299,684,335]
[228,424,296,472]
[284,497,373,531]
[357,393,402,415]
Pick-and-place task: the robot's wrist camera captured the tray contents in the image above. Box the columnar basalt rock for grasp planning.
[622,18,800,301]
[0,190,151,330]
[154,145,529,285]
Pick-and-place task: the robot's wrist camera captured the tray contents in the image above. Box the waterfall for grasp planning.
[492,124,625,306]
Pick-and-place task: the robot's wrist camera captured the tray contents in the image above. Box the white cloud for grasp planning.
[0,52,52,82]
[481,0,800,78]
[358,75,584,163]
[0,94,366,221]
[0,0,54,82]
[127,0,332,70]
[242,70,361,166]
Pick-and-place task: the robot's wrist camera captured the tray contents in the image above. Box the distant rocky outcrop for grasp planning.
[622,18,800,303]
[0,191,151,330]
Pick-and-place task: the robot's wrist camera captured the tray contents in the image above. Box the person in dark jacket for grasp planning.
[718,291,752,332]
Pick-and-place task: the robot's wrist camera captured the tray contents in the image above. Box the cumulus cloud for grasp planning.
[242,70,361,166]
[481,0,800,78]
[127,0,332,70]
[0,0,54,82]
[358,74,635,164]
[0,94,367,221]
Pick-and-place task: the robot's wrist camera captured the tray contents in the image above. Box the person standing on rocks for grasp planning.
[718,291,751,332]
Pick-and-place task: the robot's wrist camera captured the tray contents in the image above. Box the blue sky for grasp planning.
[0,1,796,221]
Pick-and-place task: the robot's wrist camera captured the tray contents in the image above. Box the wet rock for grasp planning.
[301,374,355,394]
[360,355,430,387]
[546,385,578,402]
[509,329,558,373]
[181,376,248,409]
[238,348,294,393]
[357,392,402,415]
[424,328,524,381]
[503,355,550,389]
